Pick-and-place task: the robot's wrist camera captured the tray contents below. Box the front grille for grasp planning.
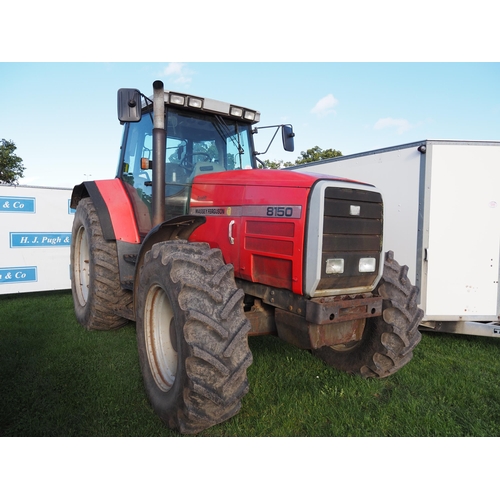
[316,187,383,292]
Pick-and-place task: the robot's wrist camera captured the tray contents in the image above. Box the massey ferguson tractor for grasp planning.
[70,81,423,434]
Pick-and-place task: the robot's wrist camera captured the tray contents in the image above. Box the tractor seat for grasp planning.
[190,162,225,178]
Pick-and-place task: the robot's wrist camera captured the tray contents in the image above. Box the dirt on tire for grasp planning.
[71,197,132,330]
[136,240,253,434]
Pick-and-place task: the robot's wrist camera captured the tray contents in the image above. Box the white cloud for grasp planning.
[311,94,339,117]
[162,63,193,85]
[163,62,184,76]
[374,117,412,134]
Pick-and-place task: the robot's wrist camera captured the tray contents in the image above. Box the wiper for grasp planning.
[214,116,244,168]
[214,116,234,144]
[139,94,154,124]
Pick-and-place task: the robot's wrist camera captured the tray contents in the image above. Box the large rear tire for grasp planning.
[136,240,253,434]
[71,197,131,330]
[313,251,423,378]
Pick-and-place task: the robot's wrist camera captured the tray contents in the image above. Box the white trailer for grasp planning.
[0,184,73,294]
[293,140,500,338]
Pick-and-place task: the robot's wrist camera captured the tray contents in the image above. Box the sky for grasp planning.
[1,0,499,189]
[1,61,498,188]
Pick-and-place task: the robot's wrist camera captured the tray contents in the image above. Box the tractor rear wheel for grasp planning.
[71,197,131,330]
[313,251,423,378]
[136,240,253,434]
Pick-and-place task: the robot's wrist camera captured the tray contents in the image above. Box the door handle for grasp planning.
[228,220,235,245]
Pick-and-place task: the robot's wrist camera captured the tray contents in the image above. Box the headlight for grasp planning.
[244,110,256,121]
[326,258,344,274]
[169,94,185,106]
[230,106,243,117]
[359,257,376,273]
[188,97,203,109]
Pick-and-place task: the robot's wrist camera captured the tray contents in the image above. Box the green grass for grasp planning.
[1,290,500,437]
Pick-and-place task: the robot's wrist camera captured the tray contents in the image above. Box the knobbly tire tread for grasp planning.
[71,197,131,330]
[136,240,253,434]
[313,251,424,378]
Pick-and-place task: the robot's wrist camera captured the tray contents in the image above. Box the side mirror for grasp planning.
[117,88,142,122]
[282,125,295,152]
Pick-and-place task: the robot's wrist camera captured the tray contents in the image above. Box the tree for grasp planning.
[260,159,294,169]
[294,146,342,165]
[0,139,25,185]
[261,145,342,169]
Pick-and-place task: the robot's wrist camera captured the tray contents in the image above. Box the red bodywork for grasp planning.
[190,169,334,296]
[93,169,361,297]
[93,179,141,243]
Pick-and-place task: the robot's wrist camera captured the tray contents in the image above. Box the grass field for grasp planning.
[1,290,500,437]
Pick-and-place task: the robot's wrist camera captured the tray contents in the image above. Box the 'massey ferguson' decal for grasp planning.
[190,207,231,216]
[190,205,302,219]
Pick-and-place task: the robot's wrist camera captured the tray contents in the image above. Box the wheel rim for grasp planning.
[74,226,90,306]
[145,285,178,392]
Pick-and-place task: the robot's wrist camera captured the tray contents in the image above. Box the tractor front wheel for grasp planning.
[313,251,423,378]
[136,240,253,434]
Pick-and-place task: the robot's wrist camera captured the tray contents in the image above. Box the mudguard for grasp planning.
[71,179,141,243]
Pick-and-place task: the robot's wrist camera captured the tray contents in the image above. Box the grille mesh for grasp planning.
[317,187,383,291]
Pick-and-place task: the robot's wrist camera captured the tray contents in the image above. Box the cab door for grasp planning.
[120,120,154,238]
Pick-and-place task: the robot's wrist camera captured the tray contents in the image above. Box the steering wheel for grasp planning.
[180,152,212,171]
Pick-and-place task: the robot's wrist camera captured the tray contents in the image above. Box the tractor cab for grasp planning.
[117,84,294,236]
[119,92,256,235]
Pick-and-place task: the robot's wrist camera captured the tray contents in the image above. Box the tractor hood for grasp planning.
[191,168,374,189]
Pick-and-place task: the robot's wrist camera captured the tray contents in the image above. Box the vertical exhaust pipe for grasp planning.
[152,80,166,227]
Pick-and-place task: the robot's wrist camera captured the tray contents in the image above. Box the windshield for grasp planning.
[165,108,255,171]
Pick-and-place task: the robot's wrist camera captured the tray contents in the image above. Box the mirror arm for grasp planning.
[252,125,281,156]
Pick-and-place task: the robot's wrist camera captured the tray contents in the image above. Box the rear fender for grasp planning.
[71,179,140,243]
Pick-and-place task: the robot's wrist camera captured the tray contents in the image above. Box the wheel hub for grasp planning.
[74,226,90,306]
[145,285,178,392]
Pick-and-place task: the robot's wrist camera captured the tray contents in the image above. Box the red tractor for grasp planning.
[70,81,423,434]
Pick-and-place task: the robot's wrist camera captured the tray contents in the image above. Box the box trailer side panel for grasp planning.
[425,142,500,320]
[0,185,73,294]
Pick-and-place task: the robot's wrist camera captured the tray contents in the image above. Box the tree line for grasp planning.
[261,145,342,169]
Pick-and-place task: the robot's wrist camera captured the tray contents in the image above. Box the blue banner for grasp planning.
[10,232,71,247]
[0,196,36,213]
[0,266,38,284]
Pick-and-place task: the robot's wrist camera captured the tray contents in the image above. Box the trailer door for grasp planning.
[424,143,500,320]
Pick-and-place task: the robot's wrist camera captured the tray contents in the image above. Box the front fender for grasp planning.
[138,215,206,260]
[132,215,206,306]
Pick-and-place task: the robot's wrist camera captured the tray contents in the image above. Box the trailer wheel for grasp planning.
[313,251,423,378]
[71,197,131,330]
[136,240,253,434]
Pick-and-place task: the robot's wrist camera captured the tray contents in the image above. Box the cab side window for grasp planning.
[121,118,154,236]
